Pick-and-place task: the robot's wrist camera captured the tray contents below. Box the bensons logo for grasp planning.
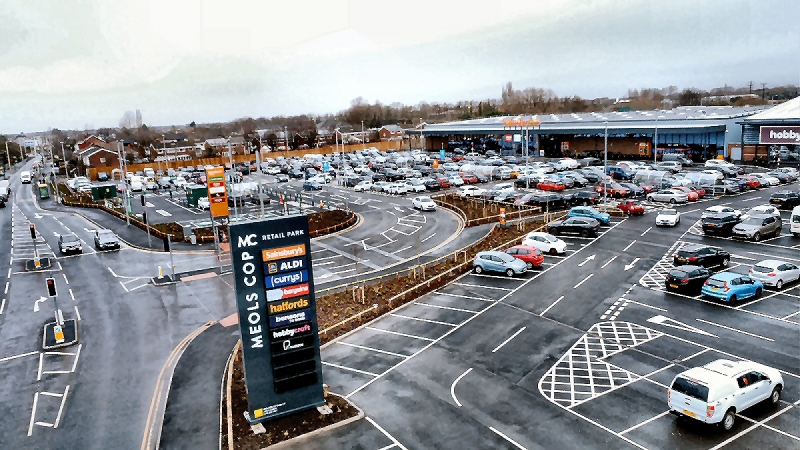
[269,308,311,328]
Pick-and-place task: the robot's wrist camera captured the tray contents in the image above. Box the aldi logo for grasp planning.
[265,257,306,275]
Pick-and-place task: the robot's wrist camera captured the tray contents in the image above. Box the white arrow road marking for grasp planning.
[317,273,333,279]
[394,206,404,212]
[33,297,48,313]
[578,254,596,267]
[155,209,172,217]
[624,258,640,271]
[601,256,617,269]
[647,315,717,337]
[84,228,96,233]
[53,232,59,237]
[34,213,50,219]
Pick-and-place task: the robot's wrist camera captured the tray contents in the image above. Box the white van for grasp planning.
[130,176,144,192]
[791,206,800,237]
[20,171,32,184]
[143,168,155,178]
[704,159,734,169]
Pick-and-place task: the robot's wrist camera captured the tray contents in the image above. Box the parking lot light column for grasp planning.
[228,140,238,219]
[256,138,265,219]
[654,116,659,164]
[118,142,130,226]
[604,121,608,212]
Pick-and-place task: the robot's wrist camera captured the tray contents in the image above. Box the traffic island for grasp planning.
[25,258,52,271]
[151,275,176,286]
[222,344,363,450]
[42,319,79,350]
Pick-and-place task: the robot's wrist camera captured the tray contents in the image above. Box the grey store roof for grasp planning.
[420,105,769,135]
[743,97,800,124]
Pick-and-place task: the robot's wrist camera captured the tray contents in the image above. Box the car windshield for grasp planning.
[741,217,762,226]
[751,265,774,273]
[707,278,726,288]
[497,253,516,263]
[62,234,79,243]
[661,209,677,215]
[671,377,709,402]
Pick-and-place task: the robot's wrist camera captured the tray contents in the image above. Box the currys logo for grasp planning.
[264,270,308,289]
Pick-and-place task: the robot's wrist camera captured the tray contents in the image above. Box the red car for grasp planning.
[452,155,465,162]
[505,245,544,269]
[737,175,761,190]
[617,200,645,215]
[689,186,706,198]
[436,176,451,188]
[460,172,479,184]
[673,186,699,201]
[639,184,656,194]
[537,180,566,191]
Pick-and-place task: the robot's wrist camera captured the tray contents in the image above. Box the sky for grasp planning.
[0,0,798,134]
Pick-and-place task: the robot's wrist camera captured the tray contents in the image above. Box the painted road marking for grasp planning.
[489,426,527,450]
[601,256,617,268]
[578,254,595,267]
[321,361,379,377]
[619,410,671,435]
[365,327,435,342]
[624,258,640,271]
[695,318,775,341]
[540,296,564,316]
[492,327,526,353]
[62,274,69,285]
[155,209,172,217]
[415,302,478,314]
[435,292,494,302]
[647,315,717,337]
[453,282,511,291]
[623,240,637,251]
[573,274,593,289]
[640,227,652,236]
[450,368,473,407]
[336,342,408,359]
[0,351,39,363]
[0,298,5,315]
[74,306,81,321]
[389,313,457,327]
[421,233,436,243]
[366,417,409,450]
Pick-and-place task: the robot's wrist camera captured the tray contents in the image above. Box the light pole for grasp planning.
[654,116,659,164]
[256,135,265,218]
[603,121,608,211]
[118,142,130,226]
[228,140,238,219]
[5,141,10,171]
[420,118,424,150]
[361,120,365,150]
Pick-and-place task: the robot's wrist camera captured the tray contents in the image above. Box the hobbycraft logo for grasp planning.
[760,126,800,144]
[271,323,312,339]
[769,129,800,142]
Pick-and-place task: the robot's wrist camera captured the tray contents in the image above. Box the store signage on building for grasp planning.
[759,126,800,144]
[561,142,570,152]
[229,216,324,423]
[504,134,513,142]
[206,167,229,218]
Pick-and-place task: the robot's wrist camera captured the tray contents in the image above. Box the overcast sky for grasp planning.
[1,0,798,134]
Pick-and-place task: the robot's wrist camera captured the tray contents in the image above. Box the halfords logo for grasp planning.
[266,283,309,301]
[271,322,312,339]
[268,297,309,315]
[769,129,800,142]
[264,270,308,289]
[269,308,311,328]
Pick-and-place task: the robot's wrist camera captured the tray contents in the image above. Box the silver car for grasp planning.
[749,260,800,289]
[731,214,782,241]
[647,189,689,204]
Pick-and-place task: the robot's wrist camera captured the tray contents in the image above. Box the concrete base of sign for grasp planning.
[250,423,266,435]
[151,275,176,286]
[25,258,52,271]
[42,319,79,350]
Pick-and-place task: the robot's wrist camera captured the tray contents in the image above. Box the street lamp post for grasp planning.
[603,121,608,212]
[228,140,238,219]
[284,126,289,158]
[256,135,265,218]
[654,116,659,164]
[118,142,130,226]
[361,121,365,150]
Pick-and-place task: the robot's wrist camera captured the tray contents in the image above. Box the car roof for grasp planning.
[708,272,740,281]
[704,359,752,377]
[754,260,784,269]
[679,244,711,252]
[670,264,703,271]
[678,366,732,387]
[477,250,507,257]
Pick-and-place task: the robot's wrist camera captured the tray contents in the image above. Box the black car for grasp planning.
[701,213,741,236]
[665,265,712,294]
[343,176,362,187]
[239,165,251,175]
[530,193,569,210]
[569,191,601,206]
[769,191,800,209]
[548,217,601,237]
[672,244,730,268]
[371,173,387,182]
[422,178,441,190]
[250,196,271,206]
[288,169,304,179]
[495,190,524,203]
[767,171,793,184]
[228,195,247,207]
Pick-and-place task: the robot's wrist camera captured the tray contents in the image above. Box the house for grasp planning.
[79,146,120,168]
[379,125,405,141]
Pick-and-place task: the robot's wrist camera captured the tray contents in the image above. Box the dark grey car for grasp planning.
[731,214,782,241]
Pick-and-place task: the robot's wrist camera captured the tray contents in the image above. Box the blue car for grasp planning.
[473,251,527,277]
[701,272,763,303]
[303,181,323,191]
[567,206,611,225]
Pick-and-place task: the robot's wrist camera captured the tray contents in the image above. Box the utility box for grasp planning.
[38,183,50,199]
[92,183,117,201]
[185,184,206,207]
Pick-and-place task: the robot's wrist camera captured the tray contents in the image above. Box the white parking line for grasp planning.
[365,327,435,342]
[0,351,39,363]
[491,327,526,353]
[450,368,473,407]
[453,282,511,291]
[623,240,637,251]
[53,385,70,428]
[0,298,5,315]
[389,313,457,327]
[435,292,494,302]
[489,426,528,450]
[573,274,593,289]
[601,256,617,268]
[540,296,564,316]
[62,274,69,285]
[640,227,652,236]
[336,342,407,359]
[619,410,670,435]
[415,302,478,314]
[366,417,409,450]
[74,306,81,321]
[321,361,378,377]
[27,392,39,436]
[695,318,775,341]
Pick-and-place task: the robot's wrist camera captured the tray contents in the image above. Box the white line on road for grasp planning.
[321,361,379,377]
[71,344,82,373]
[390,313,457,327]
[421,233,436,243]
[155,209,172,217]
[540,296,565,316]
[74,306,81,321]
[0,351,39,363]
[640,227,652,236]
[573,274,593,289]
[28,392,39,436]
[450,368,473,407]
[415,302,477,314]
[492,327,527,353]
[741,196,761,202]
[620,411,671,435]
[336,342,408,359]
[62,274,69,285]
[623,240,637,251]
[489,426,527,450]
[37,353,43,381]
[366,417,409,450]
[0,298,5,315]
[364,327,435,342]
[129,283,149,292]
[7,268,10,278]
[696,318,775,341]
[119,281,129,292]
[53,385,70,428]
[68,289,74,301]
[601,256,617,269]
[4,282,8,294]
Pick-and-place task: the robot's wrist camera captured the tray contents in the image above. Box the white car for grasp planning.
[529,162,555,174]
[702,205,742,219]
[521,231,567,255]
[411,196,437,211]
[749,260,800,289]
[130,179,144,192]
[20,171,32,184]
[308,175,330,184]
[704,159,736,169]
[458,186,486,198]
[752,173,780,186]
[552,158,580,171]
[354,181,373,192]
[264,166,281,175]
[493,182,515,192]
[647,189,688,204]
[668,359,783,431]
[447,175,464,186]
[403,179,427,193]
[198,197,210,210]
[744,205,781,219]
[655,209,680,226]
[173,178,188,189]
[385,182,408,195]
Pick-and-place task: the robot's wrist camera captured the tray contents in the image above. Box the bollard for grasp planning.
[158,266,163,278]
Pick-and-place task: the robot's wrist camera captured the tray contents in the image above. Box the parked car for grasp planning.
[656,209,681,226]
[385,182,408,195]
[749,260,800,289]
[458,186,486,198]
[411,196,437,211]
[744,205,781,219]
[423,178,441,191]
[736,175,762,190]
[548,217,601,238]
[198,197,210,210]
[569,191,601,206]
[403,179,427,193]
[668,359,783,431]
[537,179,566,192]
[618,182,646,197]
[435,176,451,188]
[701,272,763,303]
[731,214,782,241]
[647,189,689,204]
[96,172,109,182]
[302,180,323,191]
[665,265,712,294]
[522,231,567,255]
[473,250,528,277]
[606,166,635,181]
[460,172,479,184]
[371,181,391,192]
[672,186,699,201]
[354,181,373,192]
[504,245,544,270]
[566,206,610,225]
[617,200,645,216]
[275,174,289,183]
[702,206,742,219]
[769,191,800,209]
[94,229,120,250]
[702,213,741,236]
[594,181,631,198]
[673,244,730,268]
[58,233,83,255]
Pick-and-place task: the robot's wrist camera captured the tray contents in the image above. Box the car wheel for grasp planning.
[770,386,782,405]
[669,198,676,204]
[722,257,730,267]
[774,227,780,237]
[526,261,533,270]
[647,196,654,202]
[753,232,761,242]
[474,265,483,274]
[729,294,738,304]
[722,409,736,431]
[550,228,559,236]
[550,248,558,255]
[776,279,783,290]
[505,268,515,277]
[755,287,762,298]
[580,230,590,238]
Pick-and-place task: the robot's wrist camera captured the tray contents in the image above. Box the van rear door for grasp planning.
[669,376,710,420]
